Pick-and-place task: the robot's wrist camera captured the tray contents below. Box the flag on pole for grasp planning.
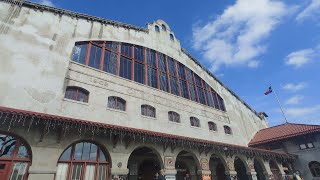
[264,86,273,95]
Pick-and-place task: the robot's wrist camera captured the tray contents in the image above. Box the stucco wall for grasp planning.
[0,1,267,146]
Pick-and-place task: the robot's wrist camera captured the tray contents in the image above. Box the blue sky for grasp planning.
[34,0,320,126]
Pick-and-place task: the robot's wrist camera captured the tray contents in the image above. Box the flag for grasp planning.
[264,86,272,95]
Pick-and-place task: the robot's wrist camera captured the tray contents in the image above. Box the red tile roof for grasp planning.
[249,123,320,146]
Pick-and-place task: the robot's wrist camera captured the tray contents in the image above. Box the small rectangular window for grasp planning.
[307,142,314,148]
[299,144,307,150]
[120,57,132,80]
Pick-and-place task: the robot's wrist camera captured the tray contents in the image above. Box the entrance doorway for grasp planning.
[128,147,162,180]
[175,151,199,180]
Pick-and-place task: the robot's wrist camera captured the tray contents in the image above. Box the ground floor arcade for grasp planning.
[0,107,296,180]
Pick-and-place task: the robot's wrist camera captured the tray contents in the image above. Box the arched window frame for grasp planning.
[65,86,89,103]
[0,131,32,180]
[170,34,174,41]
[141,104,156,118]
[107,96,126,111]
[208,121,217,131]
[168,111,180,123]
[56,141,111,180]
[190,117,200,127]
[224,125,232,135]
[309,161,320,177]
[155,25,160,32]
[161,24,167,31]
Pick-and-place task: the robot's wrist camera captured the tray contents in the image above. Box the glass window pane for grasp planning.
[108,97,116,109]
[88,45,102,69]
[178,63,186,80]
[81,142,91,160]
[121,43,132,57]
[147,49,156,68]
[106,42,118,52]
[103,51,117,75]
[0,136,16,158]
[148,68,157,88]
[159,73,168,92]
[89,144,97,161]
[158,54,167,72]
[167,58,176,75]
[84,165,95,180]
[180,81,189,99]
[74,143,84,160]
[99,149,106,161]
[65,88,76,101]
[189,84,197,102]
[212,92,220,109]
[117,98,126,111]
[134,62,144,84]
[206,90,214,107]
[97,165,107,180]
[194,75,202,87]
[186,68,193,83]
[218,96,225,111]
[9,162,27,180]
[120,57,132,80]
[72,44,88,64]
[59,147,72,161]
[197,87,206,105]
[17,144,28,158]
[71,164,83,180]
[170,77,179,96]
[56,163,69,180]
[134,46,144,62]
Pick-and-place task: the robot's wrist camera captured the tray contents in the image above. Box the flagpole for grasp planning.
[272,86,288,123]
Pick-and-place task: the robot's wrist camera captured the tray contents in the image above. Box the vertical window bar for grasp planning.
[117,43,121,76]
[192,72,200,103]
[201,80,208,105]
[165,55,171,93]
[131,46,134,81]
[174,61,181,96]
[99,41,106,70]
[85,42,92,65]
[155,52,160,89]
[144,48,148,85]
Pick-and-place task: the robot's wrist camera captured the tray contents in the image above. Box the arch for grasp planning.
[209,153,229,180]
[55,140,111,180]
[309,161,320,177]
[141,104,156,118]
[127,146,164,180]
[190,117,200,127]
[168,111,180,123]
[107,96,126,111]
[170,34,174,41]
[254,158,267,180]
[155,25,160,32]
[269,160,282,180]
[208,121,217,131]
[0,131,32,180]
[161,24,167,31]
[224,125,232,135]
[65,86,89,103]
[175,150,201,180]
[234,156,250,180]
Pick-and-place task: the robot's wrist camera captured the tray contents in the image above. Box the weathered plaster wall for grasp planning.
[0,2,267,147]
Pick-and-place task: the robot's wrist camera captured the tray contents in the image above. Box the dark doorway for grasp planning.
[234,157,249,180]
[254,159,266,180]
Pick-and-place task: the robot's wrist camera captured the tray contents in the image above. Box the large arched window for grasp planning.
[190,117,200,127]
[56,141,110,180]
[168,111,180,123]
[71,41,228,111]
[0,132,31,180]
[309,161,320,177]
[208,121,217,131]
[65,86,89,103]
[224,125,232,135]
[107,96,126,111]
[141,105,156,118]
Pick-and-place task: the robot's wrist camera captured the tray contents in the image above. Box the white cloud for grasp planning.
[282,82,307,91]
[285,105,320,117]
[285,48,316,67]
[192,0,289,71]
[285,95,304,105]
[37,0,55,7]
[248,60,260,68]
[296,0,320,22]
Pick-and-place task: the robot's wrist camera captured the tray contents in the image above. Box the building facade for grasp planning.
[0,1,296,180]
[249,123,320,180]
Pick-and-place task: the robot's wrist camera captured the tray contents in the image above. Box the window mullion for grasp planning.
[99,41,106,70]
[117,43,121,76]
[155,52,160,90]
[201,80,208,105]
[192,72,200,103]
[165,56,171,93]
[131,46,134,81]
[85,42,92,66]
[174,61,181,96]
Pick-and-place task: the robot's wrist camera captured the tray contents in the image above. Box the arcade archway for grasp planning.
[127,147,163,180]
[175,151,200,180]
[269,160,282,180]
[209,154,228,180]
[254,159,267,180]
[234,157,250,180]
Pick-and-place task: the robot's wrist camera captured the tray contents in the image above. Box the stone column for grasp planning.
[225,157,237,180]
[247,171,258,180]
[247,159,258,180]
[165,169,177,180]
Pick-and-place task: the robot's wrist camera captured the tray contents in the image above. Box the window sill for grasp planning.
[168,121,181,125]
[106,107,127,114]
[190,126,201,129]
[209,130,217,133]
[141,115,157,120]
[63,98,89,106]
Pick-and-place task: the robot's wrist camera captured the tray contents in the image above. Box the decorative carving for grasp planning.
[90,77,108,87]
[117,162,122,168]
[164,156,175,169]
[200,158,209,170]
[248,160,255,171]
[227,159,235,171]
